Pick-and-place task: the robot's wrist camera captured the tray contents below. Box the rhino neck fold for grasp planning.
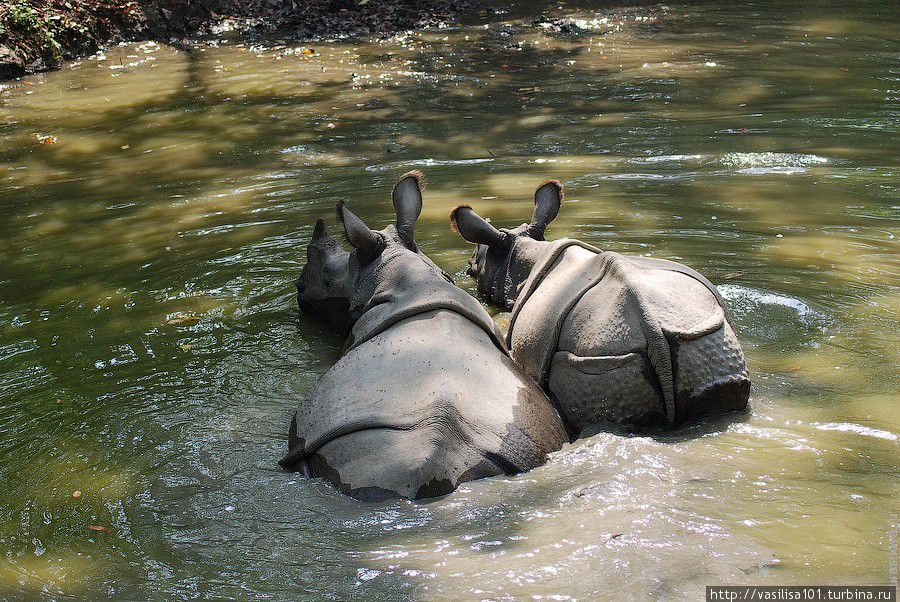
[344,247,507,355]
[507,238,604,331]
[506,238,605,358]
[490,236,557,310]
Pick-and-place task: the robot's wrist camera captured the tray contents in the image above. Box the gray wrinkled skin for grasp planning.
[282,173,567,501]
[296,218,454,336]
[451,181,750,433]
[296,218,352,335]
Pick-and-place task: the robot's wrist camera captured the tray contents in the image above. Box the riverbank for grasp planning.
[0,0,474,79]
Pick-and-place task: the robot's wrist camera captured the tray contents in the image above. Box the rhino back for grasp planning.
[558,257,724,355]
[549,253,748,429]
[289,309,566,499]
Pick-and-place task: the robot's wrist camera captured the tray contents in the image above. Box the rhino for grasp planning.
[450,181,750,433]
[281,172,567,500]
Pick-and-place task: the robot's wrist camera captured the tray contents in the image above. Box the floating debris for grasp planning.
[166,314,201,326]
[282,47,318,57]
[33,133,58,145]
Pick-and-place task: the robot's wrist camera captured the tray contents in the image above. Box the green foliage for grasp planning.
[2,2,66,65]
[7,3,42,32]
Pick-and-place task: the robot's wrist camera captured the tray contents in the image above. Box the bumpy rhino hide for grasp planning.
[508,239,749,431]
[343,250,507,354]
[283,256,566,500]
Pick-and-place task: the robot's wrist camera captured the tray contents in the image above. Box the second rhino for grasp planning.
[451,181,750,433]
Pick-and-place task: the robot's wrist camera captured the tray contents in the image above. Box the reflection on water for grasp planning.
[0,0,897,597]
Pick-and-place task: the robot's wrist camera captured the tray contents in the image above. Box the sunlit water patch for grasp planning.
[720,153,831,175]
[719,284,831,343]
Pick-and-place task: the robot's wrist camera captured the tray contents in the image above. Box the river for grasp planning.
[0,0,897,598]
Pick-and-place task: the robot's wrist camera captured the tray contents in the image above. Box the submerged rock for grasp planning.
[0,44,25,79]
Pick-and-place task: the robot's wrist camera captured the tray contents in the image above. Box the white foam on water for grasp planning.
[718,284,826,327]
[406,158,494,166]
[812,422,898,442]
[365,158,494,171]
[532,158,574,164]
[721,152,829,175]
[730,424,821,454]
[603,172,683,180]
[737,166,808,175]
[630,154,708,165]
[279,145,308,154]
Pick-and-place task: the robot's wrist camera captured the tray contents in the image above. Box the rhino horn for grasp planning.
[312,217,328,241]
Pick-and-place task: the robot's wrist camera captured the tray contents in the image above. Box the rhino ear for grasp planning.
[336,201,382,264]
[451,205,507,250]
[528,180,563,240]
[392,170,424,248]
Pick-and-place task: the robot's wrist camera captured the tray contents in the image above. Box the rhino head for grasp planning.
[335,171,453,325]
[296,218,351,335]
[451,180,563,310]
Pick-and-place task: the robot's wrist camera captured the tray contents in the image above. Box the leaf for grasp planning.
[33,133,58,145]
[88,525,109,533]
[167,315,201,326]
[721,271,745,280]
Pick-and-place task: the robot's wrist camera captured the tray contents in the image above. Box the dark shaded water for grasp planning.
[0,0,897,598]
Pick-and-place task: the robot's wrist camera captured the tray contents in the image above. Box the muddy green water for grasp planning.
[1,0,898,598]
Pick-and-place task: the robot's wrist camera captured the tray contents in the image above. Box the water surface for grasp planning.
[0,0,898,598]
